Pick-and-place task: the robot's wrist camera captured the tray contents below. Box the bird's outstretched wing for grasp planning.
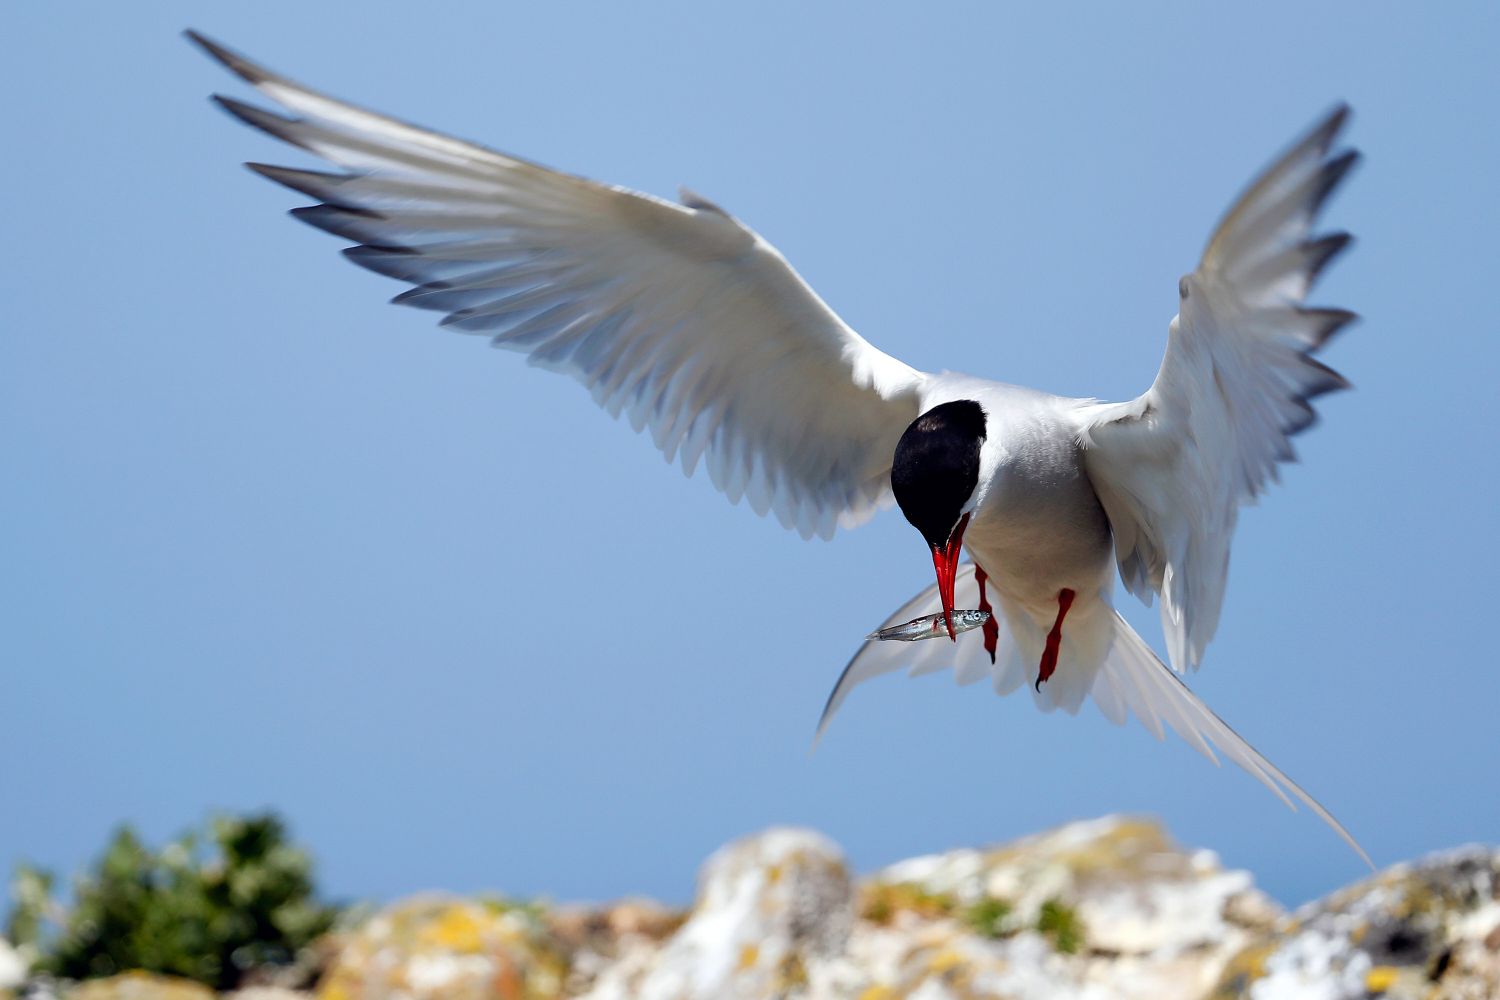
[188,32,924,539]
[1078,106,1358,670]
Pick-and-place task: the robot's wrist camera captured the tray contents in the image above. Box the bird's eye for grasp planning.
[1178,276,1190,300]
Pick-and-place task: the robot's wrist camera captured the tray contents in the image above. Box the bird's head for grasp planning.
[891,399,988,641]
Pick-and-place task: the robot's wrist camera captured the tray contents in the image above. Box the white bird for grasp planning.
[189,32,1368,865]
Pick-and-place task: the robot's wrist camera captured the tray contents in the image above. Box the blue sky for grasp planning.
[3,2,1497,912]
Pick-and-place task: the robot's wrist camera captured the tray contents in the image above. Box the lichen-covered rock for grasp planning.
[1209,844,1500,1000]
[64,972,216,1000]
[547,899,683,952]
[576,828,853,1000]
[13,819,1498,1000]
[546,899,685,996]
[577,817,1274,1000]
[824,816,1279,1000]
[315,897,567,1000]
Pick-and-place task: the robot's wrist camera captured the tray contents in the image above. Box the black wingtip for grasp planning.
[1274,104,1354,182]
[184,29,269,86]
[246,160,306,186]
[342,245,423,281]
[211,95,314,153]
[1298,307,1360,348]
[1304,231,1355,287]
[182,28,214,52]
[391,277,452,298]
[390,283,460,312]
[245,162,360,208]
[1325,101,1352,135]
[1314,149,1362,212]
[1310,102,1353,153]
[1301,356,1353,397]
[289,203,384,242]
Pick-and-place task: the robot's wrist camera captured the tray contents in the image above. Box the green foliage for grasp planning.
[1036,897,1085,954]
[7,866,54,955]
[959,896,1013,938]
[862,884,1076,953]
[6,813,337,991]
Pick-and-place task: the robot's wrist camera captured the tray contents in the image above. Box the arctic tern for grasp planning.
[188,31,1368,864]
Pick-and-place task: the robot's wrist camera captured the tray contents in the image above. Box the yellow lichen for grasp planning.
[857,986,896,1000]
[1043,818,1175,876]
[859,882,958,924]
[927,947,966,973]
[776,954,809,990]
[1204,941,1277,999]
[419,905,486,952]
[738,943,760,970]
[1365,965,1400,992]
[317,980,353,1000]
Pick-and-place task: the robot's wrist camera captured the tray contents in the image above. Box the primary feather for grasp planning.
[186,30,925,541]
[1078,106,1358,671]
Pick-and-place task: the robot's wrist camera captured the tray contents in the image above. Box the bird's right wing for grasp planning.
[190,32,925,539]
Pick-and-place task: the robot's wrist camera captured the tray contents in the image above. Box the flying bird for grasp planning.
[188,31,1368,865]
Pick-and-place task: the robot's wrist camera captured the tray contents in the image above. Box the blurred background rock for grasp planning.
[6,812,1497,999]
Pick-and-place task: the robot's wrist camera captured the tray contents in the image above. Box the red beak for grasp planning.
[929,513,970,641]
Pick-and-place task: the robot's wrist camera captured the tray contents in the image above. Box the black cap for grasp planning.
[891,400,986,549]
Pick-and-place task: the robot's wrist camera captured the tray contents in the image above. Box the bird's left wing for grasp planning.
[189,32,925,539]
[1077,106,1358,671]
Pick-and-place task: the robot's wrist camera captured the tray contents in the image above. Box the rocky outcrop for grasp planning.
[829,816,1280,1000]
[1209,844,1500,999]
[314,897,570,1000]
[577,828,852,1000]
[10,818,1498,999]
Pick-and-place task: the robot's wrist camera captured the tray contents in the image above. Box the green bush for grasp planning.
[6,812,337,990]
[959,896,1013,938]
[1036,897,1085,954]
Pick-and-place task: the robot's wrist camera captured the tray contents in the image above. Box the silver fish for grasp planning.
[867,609,991,642]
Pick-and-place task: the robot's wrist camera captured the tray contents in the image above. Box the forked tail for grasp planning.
[816,567,1372,868]
[1095,611,1372,868]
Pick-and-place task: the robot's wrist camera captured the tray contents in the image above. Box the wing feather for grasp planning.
[1079,106,1359,669]
[190,31,924,539]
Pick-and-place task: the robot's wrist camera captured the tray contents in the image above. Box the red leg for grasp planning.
[974,565,999,664]
[1035,588,1077,692]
